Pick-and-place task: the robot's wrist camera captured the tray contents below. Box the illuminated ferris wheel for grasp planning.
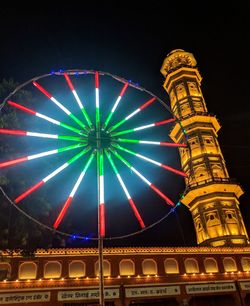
[0,70,187,239]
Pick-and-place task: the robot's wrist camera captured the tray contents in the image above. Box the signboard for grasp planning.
[0,292,50,304]
[125,286,180,298]
[239,282,250,291]
[186,282,236,294]
[58,289,119,301]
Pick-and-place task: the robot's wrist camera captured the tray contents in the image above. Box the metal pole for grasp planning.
[96,123,105,305]
[95,71,105,306]
[98,236,105,306]
[97,149,105,306]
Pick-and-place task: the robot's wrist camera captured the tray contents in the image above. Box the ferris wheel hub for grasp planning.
[87,129,111,149]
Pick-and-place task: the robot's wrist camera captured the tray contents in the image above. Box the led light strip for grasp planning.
[95,71,100,129]
[112,144,187,177]
[103,82,129,130]
[14,148,91,204]
[105,150,145,228]
[0,128,85,142]
[33,81,87,130]
[7,101,84,135]
[111,118,176,137]
[0,143,85,168]
[97,150,105,237]
[108,97,156,133]
[64,73,92,127]
[110,149,174,206]
[53,152,95,229]
[115,138,187,147]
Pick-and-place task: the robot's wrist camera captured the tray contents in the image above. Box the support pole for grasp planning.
[98,236,105,306]
[95,70,105,306]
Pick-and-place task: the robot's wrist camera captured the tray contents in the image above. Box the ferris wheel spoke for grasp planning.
[105,150,145,229]
[108,97,156,133]
[7,101,83,135]
[97,150,105,237]
[111,118,176,137]
[0,128,87,141]
[110,149,174,206]
[112,144,187,177]
[14,147,91,204]
[95,72,101,130]
[64,73,93,128]
[115,137,187,148]
[53,151,96,229]
[0,143,86,169]
[33,81,88,131]
[102,82,129,130]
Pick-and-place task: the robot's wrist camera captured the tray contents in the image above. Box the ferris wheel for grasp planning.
[0,70,188,240]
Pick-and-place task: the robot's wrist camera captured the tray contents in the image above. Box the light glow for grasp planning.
[103,83,129,129]
[64,73,92,127]
[108,96,156,132]
[112,144,187,177]
[54,153,95,229]
[14,149,90,204]
[111,149,174,206]
[33,81,86,129]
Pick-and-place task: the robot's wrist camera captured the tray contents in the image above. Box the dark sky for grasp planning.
[0,4,250,247]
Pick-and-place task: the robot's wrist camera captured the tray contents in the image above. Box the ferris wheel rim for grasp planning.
[0,69,190,241]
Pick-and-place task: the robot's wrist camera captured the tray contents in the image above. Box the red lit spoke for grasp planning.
[8,101,36,115]
[0,129,26,136]
[15,181,44,203]
[0,157,27,168]
[53,197,73,229]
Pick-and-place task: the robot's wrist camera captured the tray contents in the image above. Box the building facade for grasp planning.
[1,247,250,306]
[160,49,249,247]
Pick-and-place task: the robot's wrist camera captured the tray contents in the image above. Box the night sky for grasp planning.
[0,4,249,247]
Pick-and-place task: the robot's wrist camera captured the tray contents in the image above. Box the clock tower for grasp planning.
[161,49,249,246]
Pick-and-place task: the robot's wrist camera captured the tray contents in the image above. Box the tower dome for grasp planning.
[160,49,197,77]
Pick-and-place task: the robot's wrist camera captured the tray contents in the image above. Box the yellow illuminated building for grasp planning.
[161,49,249,247]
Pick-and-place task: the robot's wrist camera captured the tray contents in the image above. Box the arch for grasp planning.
[44,261,62,279]
[19,262,37,280]
[95,260,111,277]
[184,258,199,274]
[204,258,218,273]
[195,166,207,181]
[223,257,237,272]
[69,260,86,278]
[119,259,135,276]
[164,258,179,274]
[212,165,224,178]
[142,259,157,275]
[241,257,250,272]
[0,263,11,280]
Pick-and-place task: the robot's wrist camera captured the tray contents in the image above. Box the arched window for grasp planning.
[95,260,111,276]
[223,257,237,272]
[241,257,250,272]
[204,258,218,273]
[69,261,86,278]
[164,258,179,274]
[19,262,37,280]
[119,259,135,276]
[142,259,157,275]
[44,261,62,279]
[185,258,199,273]
[0,263,11,280]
